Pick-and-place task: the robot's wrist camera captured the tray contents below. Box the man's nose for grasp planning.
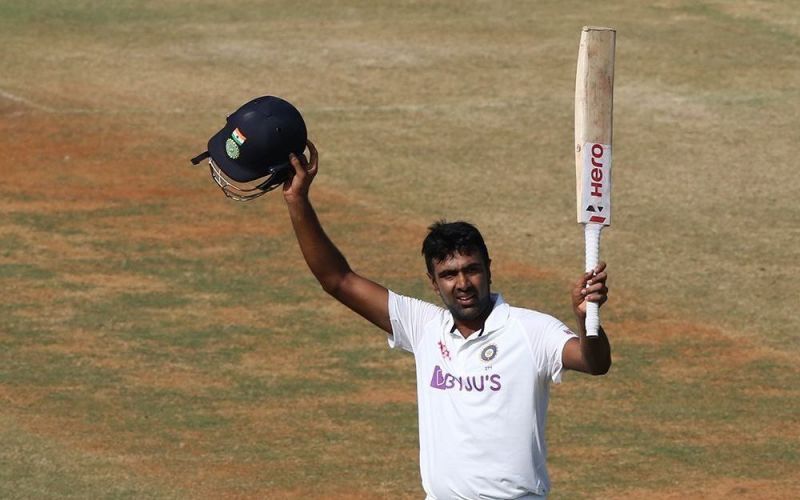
[455,273,469,289]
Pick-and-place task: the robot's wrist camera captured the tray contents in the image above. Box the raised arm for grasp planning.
[282,141,391,334]
[562,261,612,375]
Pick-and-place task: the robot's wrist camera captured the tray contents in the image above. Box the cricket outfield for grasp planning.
[0,0,798,497]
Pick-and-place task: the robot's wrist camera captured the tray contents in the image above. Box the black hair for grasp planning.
[422,220,490,275]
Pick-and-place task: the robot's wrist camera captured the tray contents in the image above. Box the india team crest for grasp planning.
[225,138,240,159]
[480,344,498,362]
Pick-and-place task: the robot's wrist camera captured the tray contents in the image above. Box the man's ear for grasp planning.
[427,273,439,294]
[487,258,492,285]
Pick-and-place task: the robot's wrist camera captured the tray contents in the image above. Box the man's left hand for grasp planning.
[572,261,608,320]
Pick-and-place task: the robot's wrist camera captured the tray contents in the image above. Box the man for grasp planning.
[284,141,611,499]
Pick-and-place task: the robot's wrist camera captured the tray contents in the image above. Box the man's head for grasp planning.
[422,221,492,325]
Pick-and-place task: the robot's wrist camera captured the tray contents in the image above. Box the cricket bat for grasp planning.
[575,26,615,337]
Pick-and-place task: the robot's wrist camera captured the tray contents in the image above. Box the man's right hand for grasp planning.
[283,140,318,204]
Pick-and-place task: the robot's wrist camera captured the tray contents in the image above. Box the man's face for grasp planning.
[429,251,492,324]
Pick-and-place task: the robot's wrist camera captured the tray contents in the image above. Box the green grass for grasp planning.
[0,416,176,499]
[1,0,798,497]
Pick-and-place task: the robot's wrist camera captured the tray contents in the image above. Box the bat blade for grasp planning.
[575,26,615,227]
[575,26,615,337]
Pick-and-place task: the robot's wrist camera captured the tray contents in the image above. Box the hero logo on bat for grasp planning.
[589,144,605,196]
[580,142,612,225]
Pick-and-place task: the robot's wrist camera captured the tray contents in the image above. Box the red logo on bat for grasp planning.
[587,144,607,223]
[589,144,605,198]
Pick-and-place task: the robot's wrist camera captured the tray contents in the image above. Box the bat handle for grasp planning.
[584,223,603,337]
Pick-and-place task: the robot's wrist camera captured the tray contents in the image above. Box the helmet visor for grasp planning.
[208,159,284,202]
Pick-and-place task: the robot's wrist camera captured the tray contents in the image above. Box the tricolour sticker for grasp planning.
[579,143,612,225]
[231,128,247,146]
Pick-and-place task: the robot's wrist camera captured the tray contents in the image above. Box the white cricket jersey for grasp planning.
[387,291,577,499]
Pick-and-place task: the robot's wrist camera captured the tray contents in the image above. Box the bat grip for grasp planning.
[584,223,602,337]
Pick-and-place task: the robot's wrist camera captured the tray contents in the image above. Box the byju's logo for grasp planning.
[429,365,501,392]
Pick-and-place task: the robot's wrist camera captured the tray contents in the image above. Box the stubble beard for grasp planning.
[445,293,493,323]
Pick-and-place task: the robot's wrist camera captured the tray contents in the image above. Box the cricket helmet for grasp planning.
[191,96,307,201]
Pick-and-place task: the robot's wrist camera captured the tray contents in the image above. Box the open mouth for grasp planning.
[456,295,477,307]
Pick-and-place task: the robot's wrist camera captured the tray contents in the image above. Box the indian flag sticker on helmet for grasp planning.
[231,127,247,146]
[225,138,240,159]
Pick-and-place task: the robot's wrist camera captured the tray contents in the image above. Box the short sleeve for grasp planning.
[547,319,578,383]
[387,290,443,353]
[528,316,578,384]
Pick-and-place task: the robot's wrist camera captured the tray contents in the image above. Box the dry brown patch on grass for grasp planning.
[212,305,275,327]
[62,182,197,204]
[1,277,61,302]
[309,186,427,270]
[612,319,693,345]
[19,328,115,356]
[213,402,330,457]
[644,417,798,449]
[621,81,714,124]
[62,272,168,295]
[615,318,786,355]
[264,490,381,500]
[350,383,416,405]
[208,300,341,330]
[123,365,231,393]
[549,444,628,482]
[232,340,391,385]
[0,109,192,208]
[711,0,800,37]
[111,213,286,244]
[8,327,228,396]
[1,112,120,177]
[614,318,790,373]
[215,377,415,428]
[3,399,230,495]
[0,228,116,267]
[3,408,127,458]
[0,384,52,408]
[235,346,336,380]
[12,302,76,328]
[741,385,794,398]
[496,260,553,281]
[0,199,115,213]
[613,477,798,500]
